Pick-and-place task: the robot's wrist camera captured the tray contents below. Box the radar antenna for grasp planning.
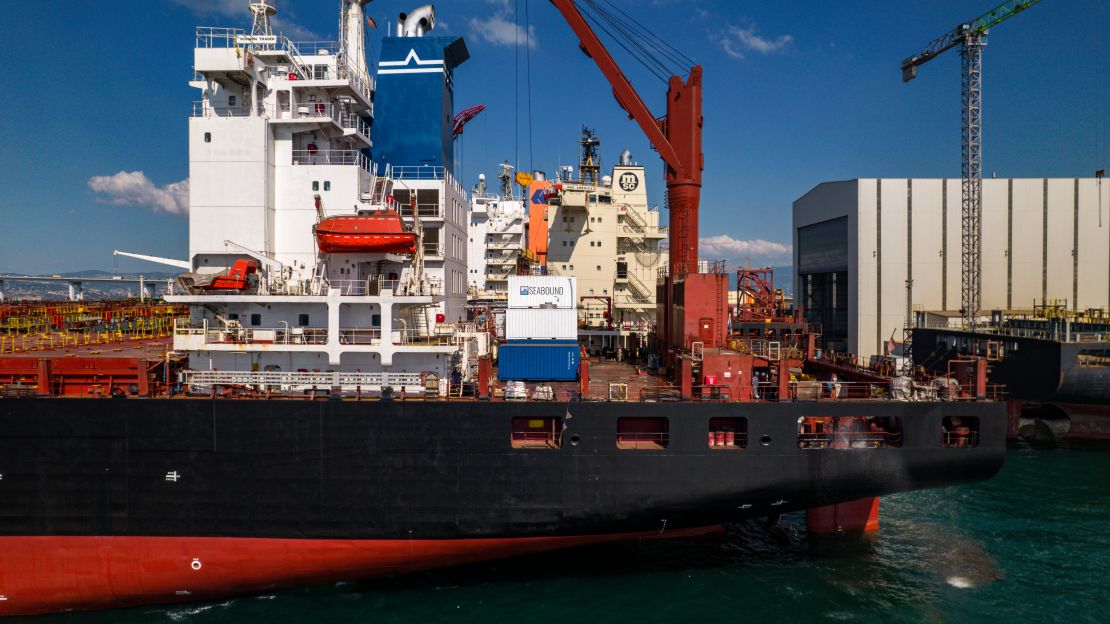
[578,126,601,186]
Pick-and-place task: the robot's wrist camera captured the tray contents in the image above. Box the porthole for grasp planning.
[569,434,581,446]
[759,435,772,447]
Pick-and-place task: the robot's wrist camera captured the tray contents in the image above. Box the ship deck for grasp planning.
[5,337,173,360]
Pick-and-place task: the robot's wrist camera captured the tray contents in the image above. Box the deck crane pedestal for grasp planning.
[900,0,1041,338]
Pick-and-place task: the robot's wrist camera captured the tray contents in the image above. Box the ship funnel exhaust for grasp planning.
[619,149,633,166]
[397,4,435,37]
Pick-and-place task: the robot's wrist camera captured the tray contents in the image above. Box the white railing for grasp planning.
[340,112,371,138]
[195,27,310,79]
[393,166,445,180]
[195,26,246,49]
[192,101,259,118]
[486,241,522,250]
[290,41,338,56]
[183,369,423,390]
[174,322,328,345]
[338,328,382,345]
[344,68,375,103]
[328,276,443,297]
[329,277,398,296]
[394,328,457,346]
[396,199,443,219]
[279,100,340,123]
[291,149,372,171]
[487,252,517,265]
[274,103,367,140]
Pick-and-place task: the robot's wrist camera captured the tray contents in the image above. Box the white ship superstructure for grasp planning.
[166,1,479,392]
[467,164,528,295]
[546,140,666,334]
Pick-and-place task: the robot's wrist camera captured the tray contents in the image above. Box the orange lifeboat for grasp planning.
[314,210,417,254]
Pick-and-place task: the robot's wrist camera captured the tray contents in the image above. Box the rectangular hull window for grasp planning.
[617,417,669,450]
[798,416,903,449]
[511,417,563,448]
[942,416,979,448]
[708,417,747,449]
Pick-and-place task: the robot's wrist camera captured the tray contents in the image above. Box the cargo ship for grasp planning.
[912,308,1110,441]
[0,1,1006,616]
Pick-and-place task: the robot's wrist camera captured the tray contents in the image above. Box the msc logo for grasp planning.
[618,172,639,192]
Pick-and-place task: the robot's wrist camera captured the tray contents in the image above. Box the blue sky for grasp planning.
[0,0,1106,274]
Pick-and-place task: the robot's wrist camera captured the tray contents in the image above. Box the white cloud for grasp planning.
[170,0,240,15]
[715,24,793,60]
[272,16,321,41]
[171,0,320,40]
[89,172,190,216]
[699,235,791,263]
[467,2,536,48]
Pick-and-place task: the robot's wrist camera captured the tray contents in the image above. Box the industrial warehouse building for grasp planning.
[793,178,1110,358]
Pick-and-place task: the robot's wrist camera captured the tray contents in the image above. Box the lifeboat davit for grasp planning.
[314,211,417,254]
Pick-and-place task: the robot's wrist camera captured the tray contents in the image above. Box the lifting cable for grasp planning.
[592,0,694,74]
[514,0,521,176]
[575,0,694,83]
[525,0,535,173]
[578,1,668,82]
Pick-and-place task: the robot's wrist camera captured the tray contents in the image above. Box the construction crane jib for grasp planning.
[548,0,704,277]
[900,0,1041,330]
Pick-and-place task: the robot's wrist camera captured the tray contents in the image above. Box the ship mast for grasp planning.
[248,0,275,38]
[578,126,600,186]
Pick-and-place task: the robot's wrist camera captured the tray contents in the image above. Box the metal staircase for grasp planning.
[625,270,652,300]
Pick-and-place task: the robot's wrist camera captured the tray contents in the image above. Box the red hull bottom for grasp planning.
[0,528,720,616]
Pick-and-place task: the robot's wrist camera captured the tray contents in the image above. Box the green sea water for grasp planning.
[19,446,1110,624]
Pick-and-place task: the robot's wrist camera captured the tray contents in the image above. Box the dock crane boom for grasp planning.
[901,0,1041,330]
[549,0,703,276]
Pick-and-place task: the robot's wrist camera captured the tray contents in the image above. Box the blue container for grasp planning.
[498,340,580,381]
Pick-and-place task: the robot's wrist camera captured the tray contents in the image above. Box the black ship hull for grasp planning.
[0,398,1006,615]
[914,327,1110,439]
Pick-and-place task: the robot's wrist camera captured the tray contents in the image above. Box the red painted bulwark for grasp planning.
[0,528,720,616]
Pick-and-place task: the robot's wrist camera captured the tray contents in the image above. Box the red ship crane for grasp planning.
[734,267,782,323]
[452,104,486,139]
[549,0,703,277]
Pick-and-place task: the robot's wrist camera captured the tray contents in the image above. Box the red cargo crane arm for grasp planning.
[548,0,685,177]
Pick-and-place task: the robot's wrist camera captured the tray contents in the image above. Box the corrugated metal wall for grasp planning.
[505,308,578,340]
[795,178,1110,358]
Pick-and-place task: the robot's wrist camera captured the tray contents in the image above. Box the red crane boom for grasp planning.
[548,0,703,276]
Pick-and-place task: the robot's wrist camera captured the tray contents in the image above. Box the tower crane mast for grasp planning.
[901,0,1041,330]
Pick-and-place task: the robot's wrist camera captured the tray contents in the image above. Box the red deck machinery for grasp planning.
[549,1,874,535]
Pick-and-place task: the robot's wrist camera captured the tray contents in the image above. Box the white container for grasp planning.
[508,275,576,309]
[505,307,578,340]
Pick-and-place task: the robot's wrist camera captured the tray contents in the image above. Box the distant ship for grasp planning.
[914,311,1110,440]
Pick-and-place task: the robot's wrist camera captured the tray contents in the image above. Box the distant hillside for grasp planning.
[54,270,178,280]
[0,270,179,301]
